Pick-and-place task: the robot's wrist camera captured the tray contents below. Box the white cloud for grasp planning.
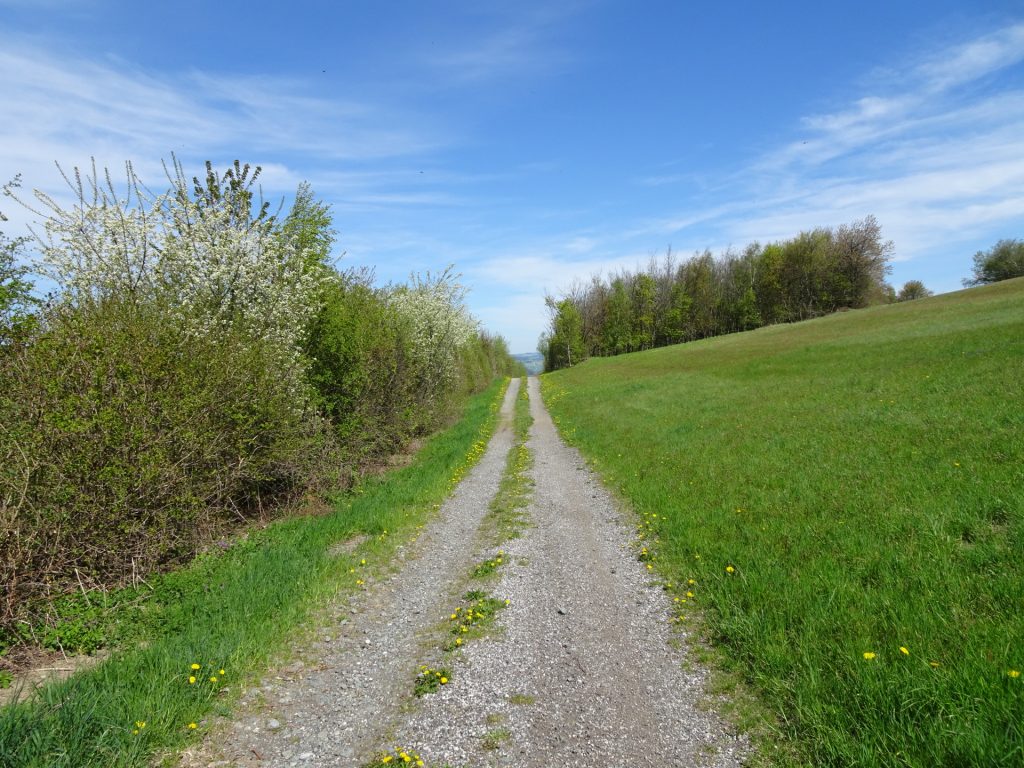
[917,23,1024,91]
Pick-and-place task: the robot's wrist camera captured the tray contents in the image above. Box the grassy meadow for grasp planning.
[0,379,508,768]
[542,279,1024,766]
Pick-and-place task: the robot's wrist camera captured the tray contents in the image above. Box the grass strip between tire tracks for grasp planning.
[0,378,511,768]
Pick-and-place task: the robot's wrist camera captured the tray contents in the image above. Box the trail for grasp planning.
[183,377,747,767]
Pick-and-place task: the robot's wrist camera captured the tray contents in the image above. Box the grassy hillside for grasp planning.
[542,279,1024,766]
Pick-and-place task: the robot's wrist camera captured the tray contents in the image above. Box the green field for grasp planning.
[542,279,1024,766]
[0,379,508,768]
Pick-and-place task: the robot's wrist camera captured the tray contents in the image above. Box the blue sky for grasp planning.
[2,1,1022,352]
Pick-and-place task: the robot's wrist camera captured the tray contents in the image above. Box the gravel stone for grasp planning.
[391,377,749,767]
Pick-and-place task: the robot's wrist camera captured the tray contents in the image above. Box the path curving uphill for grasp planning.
[182,376,747,767]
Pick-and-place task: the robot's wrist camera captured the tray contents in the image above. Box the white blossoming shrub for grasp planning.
[30,161,322,354]
[389,267,478,419]
[0,161,338,628]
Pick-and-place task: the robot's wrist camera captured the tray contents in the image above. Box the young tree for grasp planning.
[896,280,933,301]
[963,239,1024,286]
[543,296,585,370]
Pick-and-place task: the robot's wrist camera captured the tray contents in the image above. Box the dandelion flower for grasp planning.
[190,663,201,670]
[1009,670,1021,678]
[725,565,735,574]
[219,669,225,676]
[930,661,941,668]
[209,676,218,683]
[440,677,448,684]
[863,652,876,660]
[382,757,393,764]
[188,722,198,730]
[899,647,910,656]
[189,676,196,684]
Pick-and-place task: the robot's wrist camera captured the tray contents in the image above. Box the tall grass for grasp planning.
[542,279,1024,766]
[0,379,508,768]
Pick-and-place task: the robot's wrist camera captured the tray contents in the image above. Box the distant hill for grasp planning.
[512,352,544,375]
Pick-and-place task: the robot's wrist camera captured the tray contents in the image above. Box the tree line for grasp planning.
[540,216,898,370]
[0,161,522,640]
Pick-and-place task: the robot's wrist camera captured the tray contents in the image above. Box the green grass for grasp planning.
[480,378,534,547]
[542,280,1024,767]
[0,378,509,768]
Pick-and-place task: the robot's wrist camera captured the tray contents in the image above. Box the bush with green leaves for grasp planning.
[0,161,337,636]
[896,279,933,301]
[964,238,1024,286]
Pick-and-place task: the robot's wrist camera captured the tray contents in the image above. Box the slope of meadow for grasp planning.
[542,279,1024,766]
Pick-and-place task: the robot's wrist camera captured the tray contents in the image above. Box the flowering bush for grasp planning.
[0,160,337,636]
[390,267,477,414]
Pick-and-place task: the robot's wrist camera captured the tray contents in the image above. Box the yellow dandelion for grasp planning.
[382,757,393,764]
[725,565,735,574]
[188,722,198,730]
[440,677,448,684]
[190,663,201,670]
[219,669,225,676]
[899,647,910,656]
[189,675,196,684]
[1009,669,1021,678]
[209,676,218,683]
[930,661,941,667]
[863,652,876,660]
[136,721,146,729]
[455,638,463,646]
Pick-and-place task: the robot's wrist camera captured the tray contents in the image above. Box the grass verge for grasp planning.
[542,280,1024,766]
[0,378,510,768]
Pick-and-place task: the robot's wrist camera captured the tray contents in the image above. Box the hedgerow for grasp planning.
[0,159,521,655]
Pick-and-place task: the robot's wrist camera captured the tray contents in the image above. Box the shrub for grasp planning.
[964,238,1024,286]
[0,160,336,638]
[0,296,333,634]
[896,280,933,301]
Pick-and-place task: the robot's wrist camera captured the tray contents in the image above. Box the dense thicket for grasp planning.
[539,216,894,371]
[0,162,520,641]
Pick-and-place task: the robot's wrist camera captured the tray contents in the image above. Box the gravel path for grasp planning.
[183,376,748,767]
[391,377,748,767]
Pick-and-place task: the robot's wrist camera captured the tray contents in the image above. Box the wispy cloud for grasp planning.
[638,22,1024,271]
[0,42,441,200]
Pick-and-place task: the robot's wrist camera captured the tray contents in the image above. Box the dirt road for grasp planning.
[183,377,746,767]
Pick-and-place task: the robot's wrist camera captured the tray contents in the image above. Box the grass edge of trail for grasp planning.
[0,377,511,768]
[540,281,1024,767]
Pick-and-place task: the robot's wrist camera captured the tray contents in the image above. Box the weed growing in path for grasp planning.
[414,666,452,697]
